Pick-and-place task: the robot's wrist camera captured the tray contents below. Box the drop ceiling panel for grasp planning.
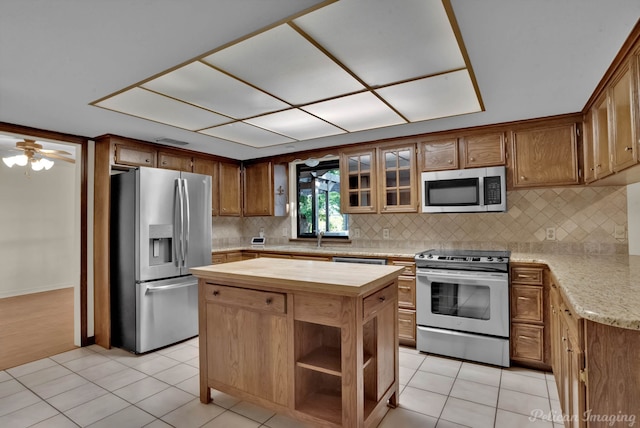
[200,122,295,147]
[245,109,345,141]
[203,24,365,105]
[377,70,481,122]
[96,88,231,130]
[294,0,466,86]
[142,62,290,118]
[303,92,406,132]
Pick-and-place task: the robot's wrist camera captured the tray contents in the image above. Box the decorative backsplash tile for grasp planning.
[213,186,628,255]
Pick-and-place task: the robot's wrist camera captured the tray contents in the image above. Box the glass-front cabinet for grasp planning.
[379,144,417,213]
[340,148,377,213]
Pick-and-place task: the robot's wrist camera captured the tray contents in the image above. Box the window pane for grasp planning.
[361,174,370,189]
[348,174,359,190]
[399,189,411,205]
[348,156,358,173]
[398,169,410,186]
[386,191,397,206]
[386,170,397,187]
[360,190,370,206]
[398,150,410,168]
[360,154,371,171]
[385,151,396,169]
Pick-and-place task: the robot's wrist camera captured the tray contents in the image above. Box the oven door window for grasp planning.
[431,282,490,320]
[425,177,479,206]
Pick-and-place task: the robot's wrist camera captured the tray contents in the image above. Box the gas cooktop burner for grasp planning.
[415,249,510,272]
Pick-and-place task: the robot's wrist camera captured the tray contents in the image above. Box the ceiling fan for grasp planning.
[2,138,75,171]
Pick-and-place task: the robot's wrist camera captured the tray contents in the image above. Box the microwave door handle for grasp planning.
[478,175,485,206]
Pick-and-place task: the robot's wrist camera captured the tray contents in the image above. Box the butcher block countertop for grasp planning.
[191,257,405,297]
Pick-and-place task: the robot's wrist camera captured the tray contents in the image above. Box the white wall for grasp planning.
[628,182,640,255]
[0,156,80,298]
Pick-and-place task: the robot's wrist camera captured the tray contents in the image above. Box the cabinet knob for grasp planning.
[379,296,386,302]
[590,168,594,171]
[448,160,453,164]
[212,290,220,296]
[145,159,150,163]
[469,157,475,162]
[520,176,527,180]
[265,297,273,305]
[596,164,601,168]
[625,146,633,151]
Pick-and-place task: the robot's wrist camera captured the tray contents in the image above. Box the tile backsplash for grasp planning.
[213,186,628,255]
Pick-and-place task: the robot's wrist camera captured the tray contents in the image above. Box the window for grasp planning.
[296,159,348,238]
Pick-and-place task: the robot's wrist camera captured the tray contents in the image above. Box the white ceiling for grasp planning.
[1,0,639,161]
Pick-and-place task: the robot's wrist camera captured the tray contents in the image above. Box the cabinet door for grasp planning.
[418,138,458,171]
[158,151,192,172]
[397,276,416,310]
[582,113,596,184]
[113,143,156,167]
[511,285,543,323]
[193,158,219,216]
[340,149,377,213]
[243,161,274,216]
[510,123,580,188]
[218,162,241,216]
[567,342,586,428]
[511,323,545,363]
[609,63,638,172]
[592,95,613,179]
[205,302,288,405]
[378,144,417,213]
[398,309,416,345]
[460,133,506,168]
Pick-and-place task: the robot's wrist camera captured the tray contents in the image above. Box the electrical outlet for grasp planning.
[545,227,556,241]
[614,224,626,239]
[353,228,361,238]
[382,228,390,239]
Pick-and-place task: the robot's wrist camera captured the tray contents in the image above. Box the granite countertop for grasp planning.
[212,245,640,331]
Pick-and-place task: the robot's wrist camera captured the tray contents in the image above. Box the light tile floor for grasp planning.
[0,340,565,428]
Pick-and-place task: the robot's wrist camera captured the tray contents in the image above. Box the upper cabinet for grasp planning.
[460,132,506,169]
[113,141,156,168]
[192,158,219,216]
[158,151,193,172]
[378,143,418,213]
[419,132,506,172]
[510,123,580,188]
[340,147,378,213]
[609,60,639,172]
[418,138,458,171]
[591,94,614,180]
[218,162,242,216]
[243,161,274,216]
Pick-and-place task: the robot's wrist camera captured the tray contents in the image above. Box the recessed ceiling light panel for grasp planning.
[303,92,406,132]
[142,62,290,118]
[203,24,365,105]
[96,88,231,130]
[376,69,481,122]
[245,109,345,141]
[294,0,466,86]
[200,122,295,147]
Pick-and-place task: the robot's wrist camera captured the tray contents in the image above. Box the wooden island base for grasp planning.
[192,258,405,428]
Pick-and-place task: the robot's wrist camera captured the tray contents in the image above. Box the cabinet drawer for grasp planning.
[511,285,543,323]
[390,260,416,276]
[294,294,342,327]
[211,254,226,264]
[363,284,395,319]
[398,309,416,342]
[204,284,286,314]
[398,276,416,309]
[511,323,544,363]
[511,266,544,285]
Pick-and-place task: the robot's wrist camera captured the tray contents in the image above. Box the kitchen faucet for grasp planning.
[316,230,324,248]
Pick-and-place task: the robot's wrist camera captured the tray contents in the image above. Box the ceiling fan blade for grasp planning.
[41,152,75,163]
[39,148,72,156]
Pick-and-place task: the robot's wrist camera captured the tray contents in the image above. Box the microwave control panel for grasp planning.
[484,176,502,205]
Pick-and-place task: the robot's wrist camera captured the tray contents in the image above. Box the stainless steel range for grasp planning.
[415,249,510,367]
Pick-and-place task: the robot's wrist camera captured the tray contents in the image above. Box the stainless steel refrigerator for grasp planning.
[110,167,212,353]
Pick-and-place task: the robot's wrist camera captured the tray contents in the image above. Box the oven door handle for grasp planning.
[416,269,508,285]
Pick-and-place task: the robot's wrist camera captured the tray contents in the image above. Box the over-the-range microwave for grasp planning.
[420,166,507,213]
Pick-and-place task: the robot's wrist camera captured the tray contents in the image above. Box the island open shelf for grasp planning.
[192,257,404,428]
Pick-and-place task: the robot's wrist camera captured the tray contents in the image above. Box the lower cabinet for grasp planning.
[390,259,416,347]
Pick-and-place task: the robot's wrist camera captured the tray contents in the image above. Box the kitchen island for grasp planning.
[191,257,405,428]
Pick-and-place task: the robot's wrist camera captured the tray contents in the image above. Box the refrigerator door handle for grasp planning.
[145,280,197,292]
[174,178,184,267]
[182,178,190,264]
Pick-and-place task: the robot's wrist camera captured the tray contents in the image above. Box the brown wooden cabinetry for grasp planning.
[510,123,580,188]
[378,144,417,213]
[158,151,193,172]
[609,61,639,172]
[113,141,156,167]
[592,95,614,180]
[243,161,274,216]
[193,158,219,216]
[219,162,242,216]
[389,259,416,346]
[418,138,458,171]
[340,148,377,213]
[460,132,506,168]
[510,264,550,369]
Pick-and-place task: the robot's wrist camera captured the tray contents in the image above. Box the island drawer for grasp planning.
[363,284,395,319]
[204,283,286,314]
[294,294,342,327]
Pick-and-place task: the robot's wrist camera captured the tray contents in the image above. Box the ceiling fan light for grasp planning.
[41,158,54,170]
[14,154,28,166]
[31,159,44,171]
[2,156,16,167]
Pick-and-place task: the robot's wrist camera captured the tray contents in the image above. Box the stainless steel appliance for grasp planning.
[420,166,506,213]
[333,256,387,265]
[110,167,212,353]
[415,249,510,366]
